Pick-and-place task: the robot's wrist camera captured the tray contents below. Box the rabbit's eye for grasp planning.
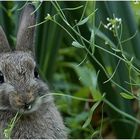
[34,67,39,78]
[0,71,4,84]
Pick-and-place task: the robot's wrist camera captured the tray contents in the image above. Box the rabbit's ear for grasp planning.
[16,4,36,53]
[0,26,10,53]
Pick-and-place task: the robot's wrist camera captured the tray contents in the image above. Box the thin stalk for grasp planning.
[79,1,88,22]
[103,99,140,124]
[41,92,99,102]
[103,59,121,83]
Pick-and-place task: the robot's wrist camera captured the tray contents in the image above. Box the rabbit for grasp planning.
[0,3,67,139]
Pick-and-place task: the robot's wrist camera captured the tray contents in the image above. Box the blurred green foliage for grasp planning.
[1,1,140,139]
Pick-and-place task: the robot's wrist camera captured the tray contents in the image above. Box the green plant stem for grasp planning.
[4,112,19,139]
[103,99,140,124]
[41,92,98,102]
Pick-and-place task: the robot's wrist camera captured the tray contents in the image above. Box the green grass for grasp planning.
[1,1,140,139]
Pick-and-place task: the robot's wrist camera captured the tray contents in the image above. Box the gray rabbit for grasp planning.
[0,3,67,139]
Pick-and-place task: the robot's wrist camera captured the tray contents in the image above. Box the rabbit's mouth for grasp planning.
[10,96,42,114]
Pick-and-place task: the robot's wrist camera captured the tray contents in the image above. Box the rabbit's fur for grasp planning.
[0,3,67,139]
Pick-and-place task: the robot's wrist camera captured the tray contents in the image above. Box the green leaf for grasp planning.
[77,10,97,26]
[74,65,102,101]
[77,16,89,26]
[72,41,84,48]
[90,30,95,54]
[120,92,135,100]
[82,100,101,128]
